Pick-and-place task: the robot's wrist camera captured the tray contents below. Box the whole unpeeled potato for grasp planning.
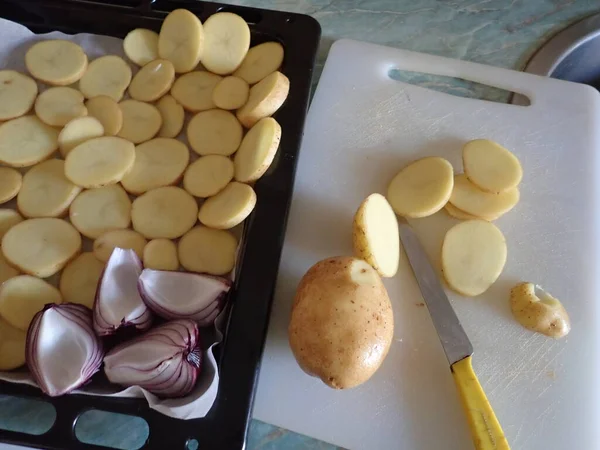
[289,256,394,389]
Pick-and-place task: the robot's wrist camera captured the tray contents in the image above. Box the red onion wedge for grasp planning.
[138,270,230,326]
[103,319,202,398]
[26,303,104,397]
[94,248,153,336]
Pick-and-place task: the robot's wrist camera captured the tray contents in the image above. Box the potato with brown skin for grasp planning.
[289,256,394,389]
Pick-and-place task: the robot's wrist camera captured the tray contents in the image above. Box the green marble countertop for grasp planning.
[1,1,599,449]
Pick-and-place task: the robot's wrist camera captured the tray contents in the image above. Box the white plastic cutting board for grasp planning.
[253,39,600,450]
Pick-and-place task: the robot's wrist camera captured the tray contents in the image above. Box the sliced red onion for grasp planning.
[94,248,153,336]
[138,269,230,325]
[103,319,202,398]
[26,303,104,397]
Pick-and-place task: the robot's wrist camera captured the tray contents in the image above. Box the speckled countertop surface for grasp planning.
[0,1,598,449]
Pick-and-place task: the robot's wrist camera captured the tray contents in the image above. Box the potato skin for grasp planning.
[289,256,394,389]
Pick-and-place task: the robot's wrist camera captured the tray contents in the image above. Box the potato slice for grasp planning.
[201,12,250,75]
[69,185,131,239]
[444,203,479,221]
[463,139,523,193]
[93,229,148,262]
[25,40,88,86]
[158,9,204,73]
[213,76,249,110]
[187,109,242,156]
[170,71,222,112]
[59,252,104,309]
[236,71,290,128]
[156,95,184,138]
[0,167,22,204]
[234,117,281,182]
[178,226,237,275]
[0,275,63,331]
[58,116,105,157]
[129,59,175,102]
[121,138,189,195]
[34,87,87,127]
[0,316,26,370]
[65,136,135,188]
[449,174,519,220]
[85,96,123,136]
[198,182,256,229]
[387,157,454,218]
[117,100,162,144]
[183,155,233,198]
[2,218,81,278]
[0,209,23,239]
[441,220,507,297]
[0,116,59,167]
[17,159,82,218]
[510,283,570,338]
[352,193,399,277]
[132,187,198,239]
[0,71,38,120]
[0,252,19,285]
[143,238,179,271]
[123,28,159,66]
[234,42,284,85]
[79,55,132,101]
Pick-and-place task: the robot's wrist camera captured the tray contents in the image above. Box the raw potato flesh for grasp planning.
[0,275,63,331]
[212,76,249,110]
[178,226,237,275]
[65,136,135,188]
[0,252,19,285]
[79,55,132,101]
[170,71,222,112]
[441,220,507,297]
[129,59,175,102]
[463,139,523,193]
[117,100,162,144]
[444,203,479,221]
[187,109,242,156]
[123,28,159,66]
[387,157,454,218]
[0,316,26,370]
[236,71,290,128]
[25,40,88,86]
[0,116,59,167]
[158,9,204,73]
[234,117,281,182]
[59,252,104,309]
[93,229,148,262]
[352,194,399,277]
[183,155,234,198]
[34,87,87,127]
[198,182,256,229]
[143,238,179,271]
[0,70,38,120]
[449,174,519,220]
[85,96,123,136]
[201,12,250,75]
[0,167,22,204]
[156,95,184,138]
[234,42,284,85]
[17,159,82,218]
[131,186,198,239]
[69,185,131,239]
[0,209,23,239]
[58,116,105,157]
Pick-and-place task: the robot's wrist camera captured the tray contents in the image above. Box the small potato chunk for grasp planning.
[0,316,26,370]
[171,71,222,112]
[352,194,399,277]
[0,209,23,239]
[0,116,59,167]
[34,87,87,127]
[463,139,523,193]
[449,174,519,220]
[387,157,454,218]
[187,109,242,156]
[79,55,132,101]
[117,100,162,144]
[143,239,179,271]
[441,220,507,297]
[444,203,479,221]
[158,9,204,74]
[201,13,250,75]
[156,95,184,138]
[123,28,159,66]
[510,283,570,338]
[59,252,104,309]
[0,167,22,204]
[93,229,147,262]
[85,96,123,136]
[58,116,105,157]
[236,71,290,128]
[25,40,88,86]
[178,226,237,275]
[183,155,234,198]
[0,70,38,120]
[234,117,281,182]
[198,182,256,229]
[234,42,284,85]
[129,59,175,102]
[0,252,19,285]
[212,76,249,110]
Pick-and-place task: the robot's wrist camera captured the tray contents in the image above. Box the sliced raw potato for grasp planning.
[0,252,19,285]
[387,157,454,218]
[65,136,135,188]
[59,252,104,309]
[441,220,507,297]
[234,117,281,182]
[198,182,256,229]
[0,167,22,204]
[79,55,132,101]
[34,87,87,127]
[143,238,179,271]
[0,209,23,239]
[129,59,175,102]
[187,109,242,156]
[123,28,159,66]
[0,70,38,120]
[352,193,399,277]
[178,226,237,275]
[158,9,204,73]
[170,71,222,112]
[69,184,131,239]
[2,218,81,278]
[236,71,290,128]
[234,42,284,84]
[0,275,63,331]
[463,139,523,193]
[58,116,105,157]
[121,138,189,194]
[213,76,249,110]
[131,186,198,239]
[85,96,123,136]
[93,229,148,262]
[449,174,519,220]
[444,203,479,221]
[17,159,82,218]
[156,95,184,138]
[201,12,250,75]
[0,316,26,370]
[0,116,59,167]
[25,40,87,86]
[183,155,234,198]
[117,100,162,144]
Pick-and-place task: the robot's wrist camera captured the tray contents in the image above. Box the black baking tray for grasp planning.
[0,1,321,449]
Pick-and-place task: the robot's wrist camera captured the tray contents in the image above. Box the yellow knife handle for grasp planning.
[451,356,510,450]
